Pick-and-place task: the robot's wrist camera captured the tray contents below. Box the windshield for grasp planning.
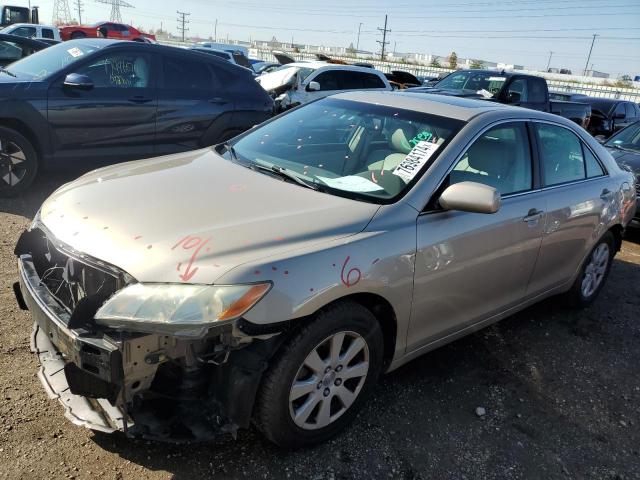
[226,98,464,202]
[6,41,105,79]
[436,71,507,96]
[605,122,640,152]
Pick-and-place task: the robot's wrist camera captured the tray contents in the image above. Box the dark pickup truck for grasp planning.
[407,70,592,129]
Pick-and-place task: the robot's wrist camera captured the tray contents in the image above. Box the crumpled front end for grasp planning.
[14,224,283,442]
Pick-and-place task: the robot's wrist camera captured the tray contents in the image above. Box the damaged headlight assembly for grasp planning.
[95,282,272,338]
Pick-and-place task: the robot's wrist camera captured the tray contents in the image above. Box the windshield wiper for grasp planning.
[607,144,638,153]
[253,163,320,191]
[0,67,16,78]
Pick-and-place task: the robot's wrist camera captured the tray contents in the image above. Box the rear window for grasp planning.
[162,56,220,90]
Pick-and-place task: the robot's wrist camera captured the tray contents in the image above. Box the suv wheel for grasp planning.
[565,231,615,307]
[0,126,39,197]
[254,300,383,448]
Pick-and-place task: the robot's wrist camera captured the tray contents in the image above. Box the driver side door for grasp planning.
[47,49,158,167]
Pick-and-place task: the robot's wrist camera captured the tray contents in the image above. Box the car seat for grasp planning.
[367,126,417,171]
[133,57,149,88]
[450,137,510,193]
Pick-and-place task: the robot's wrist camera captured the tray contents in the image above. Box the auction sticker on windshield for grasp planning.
[392,141,440,182]
[67,47,84,58]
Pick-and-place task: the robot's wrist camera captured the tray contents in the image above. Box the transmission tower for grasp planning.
[376,14,391,60]
[52,0,73,25]
[96,0,134,23]
[177,11,190,42]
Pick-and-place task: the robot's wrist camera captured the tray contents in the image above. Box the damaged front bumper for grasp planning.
[15,231,283,442]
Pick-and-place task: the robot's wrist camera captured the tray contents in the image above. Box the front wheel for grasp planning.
[564,231,615,307]
[254,301,384,448]
[0,126,39,197]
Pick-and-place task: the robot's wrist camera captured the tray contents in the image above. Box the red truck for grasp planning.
[59,21,155,42]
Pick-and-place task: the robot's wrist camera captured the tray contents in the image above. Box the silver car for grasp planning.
[14,92,636,447]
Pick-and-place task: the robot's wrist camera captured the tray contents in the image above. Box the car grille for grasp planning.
[24,227,127,323]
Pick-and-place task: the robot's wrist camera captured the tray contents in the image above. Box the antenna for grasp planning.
[95,0,134,23]
[52,0,73,24]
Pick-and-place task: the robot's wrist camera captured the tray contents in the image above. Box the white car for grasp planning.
[256,62,393,111]
[0,23,61,41]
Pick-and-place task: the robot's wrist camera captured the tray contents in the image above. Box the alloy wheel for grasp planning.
[289,331,369,430]
[0,139,28,188]
[581,243,610,298]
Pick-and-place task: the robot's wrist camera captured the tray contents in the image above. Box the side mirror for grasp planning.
[439,181,501,214]
[306,81,320,92]
[63,73,94,91]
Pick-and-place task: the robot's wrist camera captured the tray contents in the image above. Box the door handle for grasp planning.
[523,208,544,222]
[128,95,152,104]
[600,188,611,200]
[208,97,229,105]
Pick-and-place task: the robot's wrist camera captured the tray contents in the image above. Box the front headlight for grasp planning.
[95,283,271,337]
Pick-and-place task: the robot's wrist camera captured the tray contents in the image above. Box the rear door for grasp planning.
[525,77,550,112]
[526,121,610,295]
[47,47,158,165]
[155,54,234,155]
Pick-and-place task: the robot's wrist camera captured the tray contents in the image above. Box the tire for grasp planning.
[564,231,615,308]
[254,300,384,448]
[70,31,86,39]
[0,126,39,197]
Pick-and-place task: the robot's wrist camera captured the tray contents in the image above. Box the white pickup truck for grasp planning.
[0,23,61,41]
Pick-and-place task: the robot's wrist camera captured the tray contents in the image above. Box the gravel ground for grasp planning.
[1,172,639,480]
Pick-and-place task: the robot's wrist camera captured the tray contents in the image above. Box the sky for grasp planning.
[22,0,640,77]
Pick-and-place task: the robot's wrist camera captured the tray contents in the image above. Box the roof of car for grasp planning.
[581,97,625,111]
[333,91,513,121]
[285,61,385,73]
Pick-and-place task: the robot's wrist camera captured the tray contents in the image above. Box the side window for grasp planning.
[75,53,151,88]
[163,56,219,90]
[535,123,586,186]
[336,71,363,90]
[584,146,604,178]
[625,103,636,118]
[12,26,37,38]
[614,103,625,118]
[0,40,25,63]
[449,122,532,196]
[506,79,527,103]
[362,73,386,89]
[313,71,339,91]
[41,28,55,39]
[528,78,547,103]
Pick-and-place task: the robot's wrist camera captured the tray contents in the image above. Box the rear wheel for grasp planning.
[70,31,86,39]
[564,231,615,307]
[254,300,384,448]
[0,126,38,197]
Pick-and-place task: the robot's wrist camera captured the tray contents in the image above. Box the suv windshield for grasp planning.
[225,98,464,202]
[605,122,640,152]
[6,41,105,79]
[436,71,507,96]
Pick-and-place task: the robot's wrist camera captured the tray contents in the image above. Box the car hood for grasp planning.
[39,149,380,284]
[606,147,640,172]
[255,67,299,93]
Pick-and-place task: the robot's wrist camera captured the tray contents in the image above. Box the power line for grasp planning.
[177,10,190,42]
[52,0,72,24]
[376,14,390,60]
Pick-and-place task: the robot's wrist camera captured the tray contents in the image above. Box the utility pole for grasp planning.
[75,0,83,24]
[356,22,363,52]
[546,51,553,71]
[214,18,217,41]
[583,34,599,76]
[376,14,390,60]
[176,10,190,42]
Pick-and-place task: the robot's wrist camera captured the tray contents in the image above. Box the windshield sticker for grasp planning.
[67,47,84,58]
[316,175,384,192]
[408,130,434,148]
[488,76,506,82]
[392,141,440,183]
[477,89,494,99]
